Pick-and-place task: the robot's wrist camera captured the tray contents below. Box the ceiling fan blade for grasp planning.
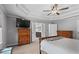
[43,10,51,12]
[56,12,60,15]
[59,7,69,10]
[54,4,58,7]
[51,6,54,10]
[51,4,58,10]
[47,13,51,15]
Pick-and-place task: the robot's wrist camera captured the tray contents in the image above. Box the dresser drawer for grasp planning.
[18,28,30,45]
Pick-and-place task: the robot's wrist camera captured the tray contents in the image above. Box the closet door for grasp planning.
[49,24,57,36]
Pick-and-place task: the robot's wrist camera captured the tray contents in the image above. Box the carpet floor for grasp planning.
[12,39,39,54]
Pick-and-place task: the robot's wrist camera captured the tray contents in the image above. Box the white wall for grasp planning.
[0,7,7,50]
[6,17,32,46]
[6,17,18,46]
[52,17,77,39]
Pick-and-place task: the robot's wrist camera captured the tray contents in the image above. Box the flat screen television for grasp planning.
[16,18,30,28]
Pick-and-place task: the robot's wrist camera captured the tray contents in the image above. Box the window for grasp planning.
[0,28,2,44]
[77,20,79,32]
[35,23,42,32]
[49,24,57,36]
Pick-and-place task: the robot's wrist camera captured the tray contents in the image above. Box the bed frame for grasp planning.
[39,31,73,54]
[39,36,57,54]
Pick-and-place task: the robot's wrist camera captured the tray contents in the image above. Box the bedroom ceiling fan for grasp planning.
[43,4,69,15]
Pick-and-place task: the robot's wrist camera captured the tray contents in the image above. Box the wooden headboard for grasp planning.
[57,31,73,38]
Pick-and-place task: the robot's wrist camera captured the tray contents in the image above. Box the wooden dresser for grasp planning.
[57,31,73,38]
[18,28,30,45]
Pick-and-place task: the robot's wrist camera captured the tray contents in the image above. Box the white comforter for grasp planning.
[41,38,79,54]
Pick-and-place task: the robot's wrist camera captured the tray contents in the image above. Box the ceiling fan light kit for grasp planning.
[43,4,69,16]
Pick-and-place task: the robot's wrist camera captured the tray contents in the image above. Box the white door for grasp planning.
[49,24,57,36]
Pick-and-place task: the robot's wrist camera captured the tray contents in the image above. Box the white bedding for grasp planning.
[41,38,79,54]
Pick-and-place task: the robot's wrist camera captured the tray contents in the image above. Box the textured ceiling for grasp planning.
[2,4,79,22]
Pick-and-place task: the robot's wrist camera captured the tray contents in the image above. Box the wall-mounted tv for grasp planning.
[16,18,30,28]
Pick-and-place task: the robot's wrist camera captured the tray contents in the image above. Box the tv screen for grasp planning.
[16,19,30,28]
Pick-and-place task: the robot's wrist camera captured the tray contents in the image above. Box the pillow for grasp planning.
[47,36,63,41]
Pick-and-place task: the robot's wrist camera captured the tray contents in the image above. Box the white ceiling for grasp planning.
[2,4,79,22]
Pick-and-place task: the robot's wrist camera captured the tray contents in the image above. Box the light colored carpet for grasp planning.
[12,39,39,54]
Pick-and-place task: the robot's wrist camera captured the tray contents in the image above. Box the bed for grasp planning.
[41,38,79,54]
[39,31,79,54]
